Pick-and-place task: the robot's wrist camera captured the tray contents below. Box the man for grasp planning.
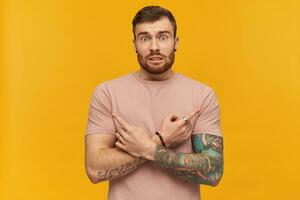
[85,5,223,200]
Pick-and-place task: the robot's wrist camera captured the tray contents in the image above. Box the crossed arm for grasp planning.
[154,133,223,186]
[86,132,223,186]
[85,134,147,183]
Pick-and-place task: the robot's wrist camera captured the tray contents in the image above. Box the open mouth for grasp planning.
[148,56,163,61]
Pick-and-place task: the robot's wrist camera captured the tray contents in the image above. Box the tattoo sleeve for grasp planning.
[154,133,223,186]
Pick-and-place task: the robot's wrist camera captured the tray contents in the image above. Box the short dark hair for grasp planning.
[132,6,177,39]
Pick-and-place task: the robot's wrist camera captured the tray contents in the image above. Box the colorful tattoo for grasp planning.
[96,157,146,181]
[154,133,223,185]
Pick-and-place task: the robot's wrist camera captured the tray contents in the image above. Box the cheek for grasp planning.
[136,46,149,57]
[160,42,175,54]
[135,42,149,51]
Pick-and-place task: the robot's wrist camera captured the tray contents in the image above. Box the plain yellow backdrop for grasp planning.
[1,0,300,199]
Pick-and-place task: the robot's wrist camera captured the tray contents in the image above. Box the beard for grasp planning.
[137,48,176,74]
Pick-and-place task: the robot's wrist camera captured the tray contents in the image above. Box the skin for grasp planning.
[85,135,148,183]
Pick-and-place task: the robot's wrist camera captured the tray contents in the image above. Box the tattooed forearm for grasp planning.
[154,133,223,186]
[96,157,146,181]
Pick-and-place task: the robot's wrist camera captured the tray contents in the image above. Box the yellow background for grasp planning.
[1,0,300,199]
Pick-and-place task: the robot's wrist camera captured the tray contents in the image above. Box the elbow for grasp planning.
[197,173,222,186]
[191,173,222,186]
[88,176,100,184]
[209,176,222,187]
[209,155,224,186]
[193,178,220,186]
[209,165,223,187]
[88,174,102,184]
[196,163,223,186]
[85,165,106,184]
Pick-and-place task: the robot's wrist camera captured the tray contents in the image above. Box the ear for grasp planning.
[174,36,179,51]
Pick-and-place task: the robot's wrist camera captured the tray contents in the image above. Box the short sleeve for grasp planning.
[85,83,116,136]
[193,87,222,137]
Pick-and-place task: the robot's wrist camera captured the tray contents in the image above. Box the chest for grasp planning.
[111,85,198,138]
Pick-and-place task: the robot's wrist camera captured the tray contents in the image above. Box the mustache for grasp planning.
[146,48,176,59]
[146,52,167,59]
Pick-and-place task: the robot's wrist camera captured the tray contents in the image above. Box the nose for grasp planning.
[150,38,159,51]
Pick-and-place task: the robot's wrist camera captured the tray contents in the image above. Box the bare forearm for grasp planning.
[88,148,146,183]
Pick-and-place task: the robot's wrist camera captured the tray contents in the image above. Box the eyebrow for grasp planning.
[158,31,172,35]
[137,31,172,38]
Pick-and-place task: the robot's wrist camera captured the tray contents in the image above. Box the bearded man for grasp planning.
[85,5,223,200]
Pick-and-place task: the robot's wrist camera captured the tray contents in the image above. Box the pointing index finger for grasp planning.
[177,109,201,126]
[185,109,201,121]
[112,113,130,131]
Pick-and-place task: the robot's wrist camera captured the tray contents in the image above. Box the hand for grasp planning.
[112,113,156,160]
[156,109,201,148]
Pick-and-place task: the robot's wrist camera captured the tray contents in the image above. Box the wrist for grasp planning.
[154,131,168,148]
[152,134,161,145]
[142,140,157,161]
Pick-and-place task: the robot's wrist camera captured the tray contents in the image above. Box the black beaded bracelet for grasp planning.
[155,131,167,148]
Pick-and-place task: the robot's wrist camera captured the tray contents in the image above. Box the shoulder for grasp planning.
[177,72,216,94]
[94,73,134,93]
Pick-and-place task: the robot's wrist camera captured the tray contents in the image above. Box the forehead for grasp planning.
[135,17,174,36]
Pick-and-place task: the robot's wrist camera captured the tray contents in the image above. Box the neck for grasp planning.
[137,68,175,81]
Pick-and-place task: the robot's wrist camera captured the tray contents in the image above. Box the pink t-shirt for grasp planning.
[86,71,222,200]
